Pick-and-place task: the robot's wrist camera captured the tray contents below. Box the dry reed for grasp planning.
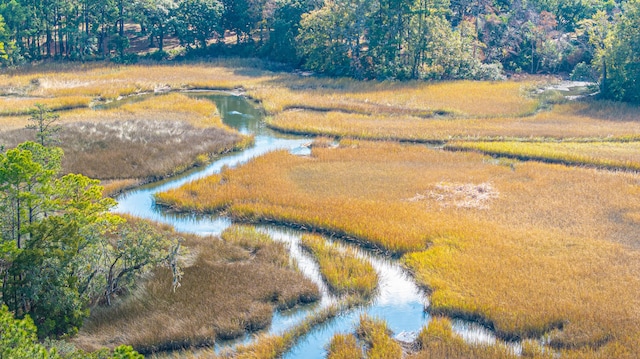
[74,224,319,354]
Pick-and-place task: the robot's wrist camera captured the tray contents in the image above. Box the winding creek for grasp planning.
[113,92,520,357]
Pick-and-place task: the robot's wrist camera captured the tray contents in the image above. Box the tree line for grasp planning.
[0,0,638,91]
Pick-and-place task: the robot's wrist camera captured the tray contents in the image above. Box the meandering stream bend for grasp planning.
[114,93,519,357]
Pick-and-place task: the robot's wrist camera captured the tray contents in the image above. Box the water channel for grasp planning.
[113,92,519,357]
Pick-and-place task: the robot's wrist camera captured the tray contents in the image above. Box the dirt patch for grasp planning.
[409,182,499,209]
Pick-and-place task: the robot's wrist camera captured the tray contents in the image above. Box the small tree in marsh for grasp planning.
[26,104,61,147]
[0,142,184,337]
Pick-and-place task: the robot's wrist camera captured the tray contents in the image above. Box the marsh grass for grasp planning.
[0,96,92,116]
[74,224,319,354]
[158,140,640,355]
[407,317,528,359]
[0,93,247,187]
[300,234,378,298]
[266,99,640,143]
[249,79,539,118]
[327,334,364,359]
[3,61,275,99]
[445,140,640,172]
[356,315,403,359]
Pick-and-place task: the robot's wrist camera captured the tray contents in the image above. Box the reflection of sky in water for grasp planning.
[113,93,521,357]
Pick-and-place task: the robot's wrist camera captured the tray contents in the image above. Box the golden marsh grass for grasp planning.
[249,79,539,118]
[158,140,640,356]
[407,317,527,359]
[445,140,640,171]
[0,95,92,116]
[355,315,403,359]
[301,234,378,298]
[75,224,319,354]
[267,100,640,143]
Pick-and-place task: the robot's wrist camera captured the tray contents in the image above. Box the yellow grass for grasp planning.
[266,101,640,143]
[407,317,530,359]
[2,61,275,99]
[327,334,364,359]
[158,140,640,356]
[249,79,539,118]
[75,224,319,354]
[445,140,640,171]
[301,234,378,298]
[356,315,403,359]
[0,96,92,116]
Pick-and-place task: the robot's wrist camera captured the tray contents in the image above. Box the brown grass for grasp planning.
[157,140,640,356]
[74,224,319,354]
[0,93,246,184]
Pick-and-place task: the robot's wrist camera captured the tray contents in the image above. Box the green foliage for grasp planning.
[0,305,53,359]
[601,0,640,103]
[175,0,223,49]
[0,142,180,339]
[26,104,61,147]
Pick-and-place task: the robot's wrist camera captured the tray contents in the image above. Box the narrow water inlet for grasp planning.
[113,92,523,357]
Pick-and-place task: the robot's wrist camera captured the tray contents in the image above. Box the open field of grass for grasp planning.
[0,60,276,99]
[301,234,378,298]
[266,101,640,143]
[157,140,640,356]
[0,95,92,116]
[75,224,319,354]
[445,140,640,171]
[248,78,540,118]
[0,93,246,192]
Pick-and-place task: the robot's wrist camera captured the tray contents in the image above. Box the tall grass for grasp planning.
[326,334,364,359]
[74,224,319,354]
[0,93,247,187]
[0,96,92,116]
[445,140,640,171]
[407,317,529,359]
[249,79,539,118]
[300,234,378,298]
[266,100,640,143]
[158,140,640,355]
[356,315,403,359]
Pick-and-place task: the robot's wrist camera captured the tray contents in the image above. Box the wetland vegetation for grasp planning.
[1,57,640,358]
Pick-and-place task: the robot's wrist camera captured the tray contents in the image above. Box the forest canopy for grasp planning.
[0,0,637,97]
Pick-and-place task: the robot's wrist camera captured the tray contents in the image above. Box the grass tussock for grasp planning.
[327,334,364,359]
[407,317,527,359]
[445,140,640,172]
[300,234,378,298]
[158,140,640,355]
[356,315,403,359]
[74,224,319,354]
